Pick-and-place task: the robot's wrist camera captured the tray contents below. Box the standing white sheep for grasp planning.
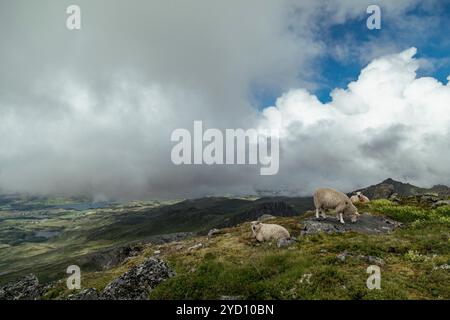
[314,188,360,224]
[251,221,290,242]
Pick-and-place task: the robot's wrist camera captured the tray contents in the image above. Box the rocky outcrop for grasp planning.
[101,257,175,300]
[78,244,145,271]
[432,200,450,209]
[207,228,220,239]
[429,185,450,198]
[63,257,175,300]
[301,213,402,235]
[0,274,43,300]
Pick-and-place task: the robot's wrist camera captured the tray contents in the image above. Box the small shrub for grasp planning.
[404,250,427,262]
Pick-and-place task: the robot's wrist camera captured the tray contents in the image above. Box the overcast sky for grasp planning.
[0,0,449,199]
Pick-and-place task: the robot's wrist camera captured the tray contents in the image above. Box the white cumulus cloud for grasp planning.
[258,48,450,194]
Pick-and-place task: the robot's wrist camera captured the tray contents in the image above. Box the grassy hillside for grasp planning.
[0,196,312,284]
[45,199,450,300]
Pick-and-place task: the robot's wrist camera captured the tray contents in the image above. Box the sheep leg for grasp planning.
[335,203,346,224]
[315,208,320,219]
[339,213,345,224]
[321,209,327,219]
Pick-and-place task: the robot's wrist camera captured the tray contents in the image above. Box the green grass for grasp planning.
[361,200,450,224]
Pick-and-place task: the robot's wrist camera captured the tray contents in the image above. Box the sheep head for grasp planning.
[251,221,262,235]
[346,203,360,223]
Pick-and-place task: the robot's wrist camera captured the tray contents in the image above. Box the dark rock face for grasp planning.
[355,181,395,200]
[101,257,175,300]
[0,274,43,300]
[372,183,396,199]
[79,244,145,271]
[301,213,402,235]
[248,201,297,218]
[217,200,299,229]
[146,232,194,244]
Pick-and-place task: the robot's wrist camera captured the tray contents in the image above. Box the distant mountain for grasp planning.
[353,178,450,199]
[85,196,314,242]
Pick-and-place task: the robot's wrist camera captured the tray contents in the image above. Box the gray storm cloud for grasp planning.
[0,0,448,199]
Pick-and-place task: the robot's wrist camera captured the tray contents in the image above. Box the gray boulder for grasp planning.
[432,200,450,209]
[0,274,43,300]
[336,252,348,262]
[366,256,385,266]
[301,220,346,235]
[101,257,175,300]
[301,213,402,235]
[207,228,221,239]
[277,237,297,248]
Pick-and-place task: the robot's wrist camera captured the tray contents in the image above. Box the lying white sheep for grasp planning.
[350,191,370,204]
[350,195,360,204]
[314,187,360,224]
[251,221,290,242]
[357,191,370,203]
